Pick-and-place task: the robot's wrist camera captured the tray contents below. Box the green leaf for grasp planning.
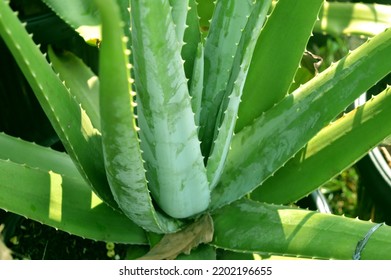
[0,159,146,244]
[95,0,182,233]
[236,0,324,132]
[182,0,202,81]
[212,199,391,259]
[0,133,79,179]
[0,133,146,243]
[189,43,204,127]
[131,0,209,219]
[0,0,116,208]
[199,0,254,157]
[169,0,202,83]
[252,86,391,205]
[48,48,101,131]
[206,0,272,189]
[169,0,189,43]
[41,0,101,44]
[211,26,391,210]
[314,2,391,38]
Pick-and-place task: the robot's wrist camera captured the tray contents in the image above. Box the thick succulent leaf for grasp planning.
[0,159,146,244]
[199,0,254,157]
[41,0,101,44]
[95,0,182,233]
[0,0,116,208]
[314,2,391,38]
[168,0,202,82]
[48,48,100,131]
[0,133,79,179]
[189,43,204,127]
[131,0,209,219]
[114,0,133,55]
[169,0,188,43]
[252,87,391,204]
[182,0,202,81]
[236,0,324,132]
[212,199,391,259]
[206,0,272,189]
[211,26,391,210]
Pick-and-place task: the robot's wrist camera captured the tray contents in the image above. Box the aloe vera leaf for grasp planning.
[252,87,391,205]
[95,0,182,233]
[235,0,324,132]
[0,159,146,244]
[206,0,272,189]
[0,1,116,207]
[169,0,202,82]
[211,27,391,210]
[199,0,254,157]
[131,0,209,219]
[48,48,100,131]
[116,1,133,65]
[169,0,188,43]
[314,2,391,38]
[41,0,101,44]
[0,132,79,179]
[212,199,391,259]
[189,43,204,127]
[182,0,202,81]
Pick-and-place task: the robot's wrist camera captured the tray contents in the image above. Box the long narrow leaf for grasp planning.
[236,0,324,132]
[131,0,209,219]
[48,48,100,131]
[212,199,391,259]
[0,133,79,179]
[41,0,101,44]
[189,43,204,127]
[199,0,254,157]
[206,0,272,189]
[169,0,189,43]
[0,0,116,208]
[252,87,391,204]
[211,26,391,210]
[95,0,182,233]
[182,0,202,81]
[0,159,146,244]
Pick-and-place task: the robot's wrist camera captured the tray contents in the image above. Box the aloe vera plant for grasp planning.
[1,0,391,259]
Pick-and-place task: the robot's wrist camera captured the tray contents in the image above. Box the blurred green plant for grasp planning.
[1,0,391,259]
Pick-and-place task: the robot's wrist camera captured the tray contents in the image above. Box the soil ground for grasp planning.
[0,210,130,260]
